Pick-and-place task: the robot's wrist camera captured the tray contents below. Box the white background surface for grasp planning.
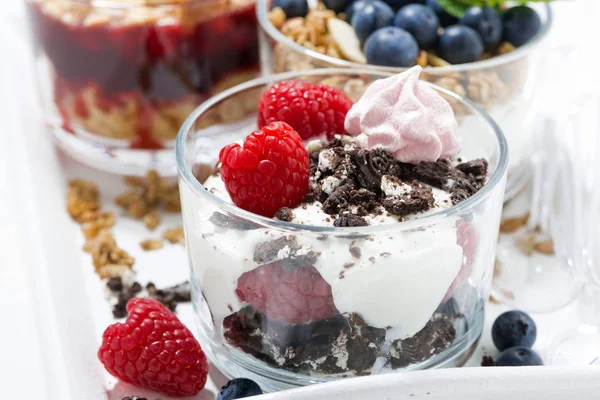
[0,1,592,399]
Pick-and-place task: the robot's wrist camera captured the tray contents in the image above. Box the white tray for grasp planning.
[2,2,598,399]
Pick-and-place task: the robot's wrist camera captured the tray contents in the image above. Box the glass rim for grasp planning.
[176,68,509,235]
[256,1,553,74]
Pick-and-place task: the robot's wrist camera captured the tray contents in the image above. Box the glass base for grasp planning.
[191,270,484,392]
[546,328,600,366]
[51,123,177,176]
[491,237,583,313]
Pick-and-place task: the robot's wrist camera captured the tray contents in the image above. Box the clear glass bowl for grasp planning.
[26,0,259,176]
[257,1,551,200]
[176,69,508,391]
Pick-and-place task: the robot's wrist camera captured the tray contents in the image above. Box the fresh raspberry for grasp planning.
[219,121,310,218]
[235,263,338,324]
[257,80,353,140]
[98,298,208,398]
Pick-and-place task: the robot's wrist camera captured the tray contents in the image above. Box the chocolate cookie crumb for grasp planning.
[481,355,495,366]
[349,245,361,258]
[253,236,318,269]
[334,214,368,227]
[323,184,353,214]
[275,207,295,222]
[383,184,434,218]
[344,262,355,269]
[209,212,255,231]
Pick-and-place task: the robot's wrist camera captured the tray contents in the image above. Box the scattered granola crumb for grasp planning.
[516,233,536,256]
[534,239,554,255]
[143,209,161,230]
[67,179,100,221]
[488,295,500,304]
[497,41,516,55]
[140,239,164,251]
[500,213,529,233]
[416,50,427,67]
[493,258,502,278]
[481,355,494,366]
[83,230,135,277]
[268,6,286,29]
[163,226,185,245]
[115,170,181,223]
[79,211,116,239]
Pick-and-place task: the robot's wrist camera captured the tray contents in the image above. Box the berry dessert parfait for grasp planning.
[257,0,551,200]
[177,67,507,391]
[26,0,259,175]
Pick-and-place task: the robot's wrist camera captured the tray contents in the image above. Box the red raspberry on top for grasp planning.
[219,121,310,218]
[257,80,353,140]
[236,263,338,324]
[98,298,208,398]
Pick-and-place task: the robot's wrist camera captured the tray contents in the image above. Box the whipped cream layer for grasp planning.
[183,138,480,341]
[345,66,460,163]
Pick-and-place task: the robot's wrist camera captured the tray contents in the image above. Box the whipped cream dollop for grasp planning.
[344,66,461,163]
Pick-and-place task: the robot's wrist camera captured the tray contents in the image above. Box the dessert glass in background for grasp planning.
[176,69,508,391]
[26,0,259,176]
[257,0,551,200]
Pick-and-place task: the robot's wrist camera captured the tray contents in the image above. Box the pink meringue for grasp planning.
[344,66,461,163]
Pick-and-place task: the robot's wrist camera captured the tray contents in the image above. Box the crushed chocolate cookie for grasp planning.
[253,236,318,270]
[223,306,385,375]
[192,163,215,184]
[349,149,398,192]
[322,184,353,214]
[334,214,368,227]
[275,207,295,222]
[413,159,456,191]
[209,212,255,231]
[349,245,361,258]
[344,262,355,269]
[121,397,147,400]
[339,271,345,279]
[383,184,435,218]
[390,316,456,367]
[481,355,495,366]
[108,278,191,318]
[456,159,488,182]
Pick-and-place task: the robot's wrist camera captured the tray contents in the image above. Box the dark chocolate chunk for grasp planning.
[390,316,456,367]
[322,184,353,214]
[334,214,368,227]
[451,189,469,205]
[110,280,189,319]
[383,184,435,218]
[192,163,215,184]
[209,212,255,231]
[275,207,295,222]
[253,236,318,270]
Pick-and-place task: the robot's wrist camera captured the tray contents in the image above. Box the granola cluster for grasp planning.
[66,172,190,317]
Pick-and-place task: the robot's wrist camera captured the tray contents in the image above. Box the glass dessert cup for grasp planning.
[26,0,260,176]
[176,69,508,391]
[257,1,551,201]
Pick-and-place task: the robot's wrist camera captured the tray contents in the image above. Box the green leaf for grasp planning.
[437,0,553,18]
[436,0,471,17]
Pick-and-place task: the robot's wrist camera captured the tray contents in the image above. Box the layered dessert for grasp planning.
[180,66,501,379]
[27,0,260,149]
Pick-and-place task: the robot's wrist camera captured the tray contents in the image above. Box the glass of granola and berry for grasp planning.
[176,66,507,390]
[26,0,260,175]
[257,0,551,200]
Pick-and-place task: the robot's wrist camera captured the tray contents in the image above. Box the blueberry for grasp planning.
[351,0,395,43]
[323,0,354,13]
[345,0,371,23]
[380,0,424,10]
[503,6,542,47]
[491,310,537,351]
[495,347,544,367]
[425,0,457,27]
[271,0,308,18]
[459,6,503,50]
[217,378,263,400]
[393,4,439,50]
[437,25,483,64]
[364,27,419,67]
